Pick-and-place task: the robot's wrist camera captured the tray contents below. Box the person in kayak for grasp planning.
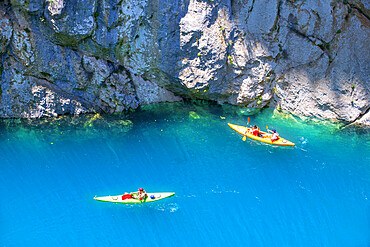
[137,188,147,201]
[250,125,260,137]
[270,129,279,142]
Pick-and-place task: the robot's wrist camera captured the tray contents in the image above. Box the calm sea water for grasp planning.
[1,102,369,247]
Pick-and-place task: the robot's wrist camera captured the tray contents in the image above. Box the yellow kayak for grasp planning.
[228,123,295,147]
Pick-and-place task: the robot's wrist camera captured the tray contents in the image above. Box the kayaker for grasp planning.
[251,125,260,137]
[137,188,147,201]
[270,129,279,142]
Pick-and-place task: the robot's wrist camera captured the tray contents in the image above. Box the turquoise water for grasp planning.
[1,102,369,246]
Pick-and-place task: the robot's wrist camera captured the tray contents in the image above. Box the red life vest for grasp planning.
[122,194,132,200]
[252,127,260,136]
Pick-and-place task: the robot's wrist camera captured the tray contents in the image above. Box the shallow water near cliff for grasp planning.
[1,102,369,246]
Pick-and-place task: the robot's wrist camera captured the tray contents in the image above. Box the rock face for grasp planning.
[0,0,369,125]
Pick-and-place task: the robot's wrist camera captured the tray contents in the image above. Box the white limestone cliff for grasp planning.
[0,0,368,126]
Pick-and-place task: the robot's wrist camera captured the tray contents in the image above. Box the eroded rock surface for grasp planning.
[0,0,369,125]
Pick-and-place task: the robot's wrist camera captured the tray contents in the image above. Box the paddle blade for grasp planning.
[266,125,268,130]
[247,117,250,124]
[242,136,246,141]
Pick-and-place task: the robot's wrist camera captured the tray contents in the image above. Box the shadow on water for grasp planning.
[0,101,368,142]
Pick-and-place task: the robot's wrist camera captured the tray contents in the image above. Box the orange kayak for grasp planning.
[228,123,295,147]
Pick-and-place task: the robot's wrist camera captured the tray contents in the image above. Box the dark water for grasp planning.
[1,102,369,246]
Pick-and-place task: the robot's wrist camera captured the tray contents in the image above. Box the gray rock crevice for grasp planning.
[345,0,370,21]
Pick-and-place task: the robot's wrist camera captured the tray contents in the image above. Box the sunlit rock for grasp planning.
[0,0,368,126]
[44,0,96,45]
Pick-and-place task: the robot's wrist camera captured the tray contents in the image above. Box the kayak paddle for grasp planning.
[242,117,250,141]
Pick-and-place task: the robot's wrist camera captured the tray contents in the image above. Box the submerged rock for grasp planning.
[189,111,200,120]
[114,119,133,132]
[83,113,102,128]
